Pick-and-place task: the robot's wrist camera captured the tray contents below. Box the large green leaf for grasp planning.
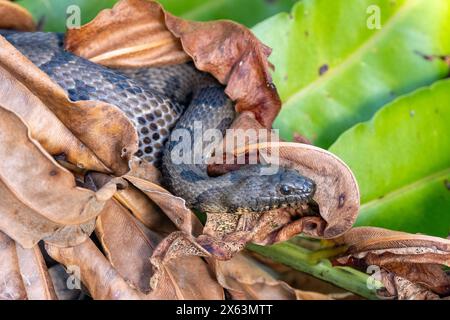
[329,80,450,237]
[16,0,297,32]
[253,0,450,148]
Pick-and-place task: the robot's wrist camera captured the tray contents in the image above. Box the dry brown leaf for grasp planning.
[46,233,224,299]
[0,106,121,248]
[15,242,57,300]
[0,231,26,300]
[381,263,450,296]
[96,199,161,293]
[334,227,450,265]
[379,269,443,300]
[0,231,57,300]
[164,12,280,128]
[65,0,281,128]
[0,0,36,31]
[114,185,175,234]
[0,35,138,175]
[333,227,450,298]
[124,175,203,237]
[45,239,143,300]
[213,253,332,300]
[65,0,189,67]
[88,171,176,234]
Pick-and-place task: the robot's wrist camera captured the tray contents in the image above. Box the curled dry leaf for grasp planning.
[379,269,444,300]
[164,10,281,128]
[14,241,57,300]
[65,0,189,67]
[47,204,224,300]
[45,239,143,300]
[333,227,450,265]
[65,0,281,128]
[0,231,57,300]
[213,253,333,300]
[256,142,359,239]
[124,174,203,237]
[96,199,162,293]
[0,106,120,248]
[87,170,175,234]
[0,231,26,300]
[0,0,36,31]
[333,227,450,298]
[0,36,138,175]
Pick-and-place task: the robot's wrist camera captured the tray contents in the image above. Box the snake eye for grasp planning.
[280,185,292,195]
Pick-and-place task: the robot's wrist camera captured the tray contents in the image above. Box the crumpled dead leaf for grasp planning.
[332,227,450,299]
[0,0,36,31]
[213,253,333,300]
[333,227,450,265]
[96,199,162,293]
[45,239,143,300]
[46,205,225,300]
[124,174,204,237]
[0,106,121,248]
[65,0,281,128]
[378,268,446,300]
[0,231,57,300]
[64,0,189,68]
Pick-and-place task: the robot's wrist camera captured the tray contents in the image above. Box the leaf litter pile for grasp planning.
[0,0,449,300]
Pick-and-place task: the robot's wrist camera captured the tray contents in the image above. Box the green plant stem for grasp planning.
[248,242,383,300]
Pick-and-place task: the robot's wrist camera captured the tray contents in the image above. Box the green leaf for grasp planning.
[253,0,450,148]
[157,0,298,27]
[16,0,119,32]
[329,80,450,237]
[17,0,298,32]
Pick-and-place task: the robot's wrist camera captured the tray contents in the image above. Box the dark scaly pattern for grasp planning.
[3,32,185,165]
[2,31,317,214]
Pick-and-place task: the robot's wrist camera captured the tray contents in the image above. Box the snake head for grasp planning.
[218,166,316,214]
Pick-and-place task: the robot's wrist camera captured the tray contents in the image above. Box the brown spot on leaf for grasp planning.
[293,132,312,145]
[444,179,450,191]
[319,64,329,76]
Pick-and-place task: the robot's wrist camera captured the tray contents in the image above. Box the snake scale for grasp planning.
[1,31,316,214]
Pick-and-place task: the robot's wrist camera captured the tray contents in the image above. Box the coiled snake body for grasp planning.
[2,31,316,214]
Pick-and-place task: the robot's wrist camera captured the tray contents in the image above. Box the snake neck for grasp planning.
[161,84,239,211]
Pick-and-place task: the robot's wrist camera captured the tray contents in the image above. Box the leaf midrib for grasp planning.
[360,167,450,211]
[281,0,417,108]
